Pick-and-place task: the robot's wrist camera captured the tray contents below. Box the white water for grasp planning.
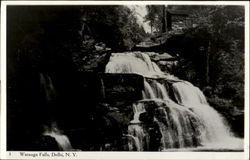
[128,124,146,151]
[128,102,147,151]
[172,82,242,148]
[42,124,73,151]
[106,52,172,79]
[143,80,156,99]
[131,103,146,123]
[126,134,141,151]
[139,99,204,149]
[105,51,243,151]
[143,80,169,100]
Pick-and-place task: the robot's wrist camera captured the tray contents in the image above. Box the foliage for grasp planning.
[144,5,165,34]
[201,6,244,109]
[166,6,244,137]
[174,6,244,111]
[7,5,147,74]
[79,5,146,51]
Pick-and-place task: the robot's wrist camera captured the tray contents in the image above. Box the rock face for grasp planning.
[72,73,144,151]
[73,51,112,72]
[54,72,145,151]
[7,70,145,151]
[78,72,144,105]
[67,107,133,151]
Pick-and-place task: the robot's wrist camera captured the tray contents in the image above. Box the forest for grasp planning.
[7,5,245,151]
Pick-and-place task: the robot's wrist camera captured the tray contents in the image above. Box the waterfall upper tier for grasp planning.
[105,52,178,80]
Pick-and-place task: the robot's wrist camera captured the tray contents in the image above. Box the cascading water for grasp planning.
[127,124,146,151]
[153,99,203,149]
[105,51,243,151]
[40,73,75,151]
[143,80,156,99]
[127,102,147,151]
[130,99,204,150]
[105,52,165,77]
[131,103,146,123]
[172,82,243,149]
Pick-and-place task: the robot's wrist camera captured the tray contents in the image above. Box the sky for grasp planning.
[127,5,151,33]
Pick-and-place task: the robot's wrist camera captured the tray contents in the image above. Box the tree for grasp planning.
[174,5,244,110]
[144,5,166,34]
[79,5,146,50]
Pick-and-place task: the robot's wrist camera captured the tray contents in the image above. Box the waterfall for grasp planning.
[105,51,243,151]
[40,73,75,151]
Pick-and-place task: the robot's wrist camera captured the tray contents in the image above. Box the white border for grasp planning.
[1,1,249,160]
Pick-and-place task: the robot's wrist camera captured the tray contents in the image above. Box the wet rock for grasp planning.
[144,52,176,62]
[34,135,61,151]
[138,99,165,111]
[66,102,134,151]
[157,60,178,73]
[158,53,175,60]
[139,112,154,123]
[12,134,61,151]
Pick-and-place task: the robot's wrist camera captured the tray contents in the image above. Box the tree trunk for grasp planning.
[166,10,172,31]
[162,6,166,33]
[206,41,211,84]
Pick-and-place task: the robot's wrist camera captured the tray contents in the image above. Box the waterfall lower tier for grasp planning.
[106,51,243,151]
[129,83,243,151]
